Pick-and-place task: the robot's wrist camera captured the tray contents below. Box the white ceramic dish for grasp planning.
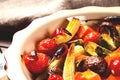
[4,6,120,80]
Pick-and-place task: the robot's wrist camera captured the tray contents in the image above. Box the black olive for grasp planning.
[78,56,108,77]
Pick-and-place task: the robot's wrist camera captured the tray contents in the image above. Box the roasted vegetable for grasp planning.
[106,74,120,80]
[104,16,120,23]
[84,42,112,57]
[99,33,116,50]
[74,72,87,80]
[67,39,83,46]
[99,21,119,38]
[48,44,68,75]
[75,24,94,39]
[109,57,120,76]
[105,47,120,66]
[48,74,64,80]
[82,69,101,80]
[36,44,68,80]
[36,38,58,57]
[74,24,100,44]
[36,56,65,80]
[52,28,72,38]
[63,43,76,80]
[53,17,80,44]
[98,21,120,50]
[54,44,68,59]
[78,56,108,77]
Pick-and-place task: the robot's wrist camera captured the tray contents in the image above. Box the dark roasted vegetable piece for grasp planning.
[84,42,112,57]
[99,33,116,50]
[78,56,108,77]
[104,16,120,23]
[98,21,120,50]
[99,22,119,37]
[48,44,68,75]
[54,44,68,58]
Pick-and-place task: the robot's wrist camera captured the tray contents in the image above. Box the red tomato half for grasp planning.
[48,74,63,80]
[76,25,94,39]
[37,38,58,57]
[83,31,100,44]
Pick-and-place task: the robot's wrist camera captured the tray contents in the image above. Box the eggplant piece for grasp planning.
[84,42,112,57]
[99,22,119,37]
[48,44,67,75]
[104,16,120,24]
[98,21,120,49]
[78,56,108,77]
[48,57,65,75]
[99,33,116,50]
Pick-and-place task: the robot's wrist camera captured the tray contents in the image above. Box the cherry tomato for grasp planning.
[76,25,94,39]
[52,28,66,37]
[23,51,50,74]
[83,31,100,44]
[110,57,120,76]
[48,74,63,80]
[37,38,58,57]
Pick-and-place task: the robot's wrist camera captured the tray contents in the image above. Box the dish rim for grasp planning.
[4,6,120,80]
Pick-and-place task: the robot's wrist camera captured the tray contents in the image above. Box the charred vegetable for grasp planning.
[84,42,112,57]
[78,56,108,77]
[53,17,80,44]
[36,44,68,80]
[99,33,116,50]
[104,16,120,23]
[67,39,83,46]
[63,43,76,80]
[48,44,68,75]
[98,21,120,50]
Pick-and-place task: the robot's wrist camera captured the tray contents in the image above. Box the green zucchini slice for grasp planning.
[84,42,112,57]
[99,33,116,50]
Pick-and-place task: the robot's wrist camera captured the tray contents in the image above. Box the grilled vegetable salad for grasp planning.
[22,16,120,80]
